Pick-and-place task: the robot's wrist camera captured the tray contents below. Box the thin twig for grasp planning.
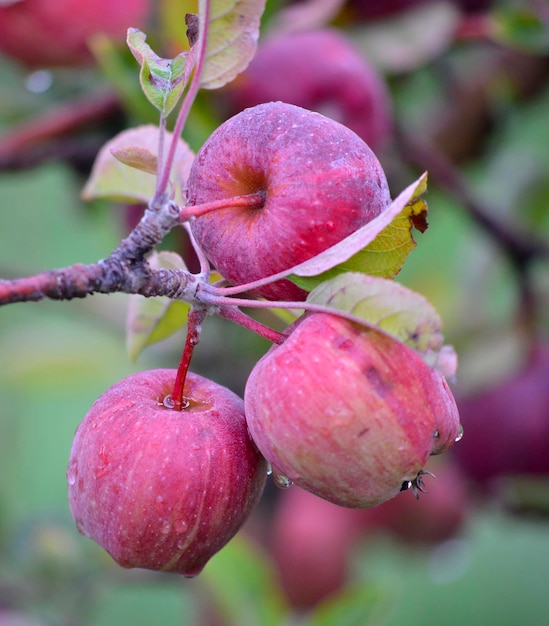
[0,199,194,306]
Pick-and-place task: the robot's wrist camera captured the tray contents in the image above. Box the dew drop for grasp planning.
[163,394,175,409]
[266,464,273,476]
[325,220,336,232]
[271,467,293,489]
[26,70,53,94]
[67,460,77,486]
[454,425,464,443]
[160,520,171,535]
[433,429,440,438]
[174,519,188,534]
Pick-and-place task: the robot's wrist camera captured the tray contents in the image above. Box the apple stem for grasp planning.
[218,305,287,344]
[179,192,266,221]
[183,222,212,275]
[154,0,210,198]
[171,307,207,410]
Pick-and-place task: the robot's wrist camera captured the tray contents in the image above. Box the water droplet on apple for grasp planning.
[266,464,273,476]
[163,394,175,409]
[67,460,77,486]
[174,519,188,534]
[160,520,171,535]
[271,467,293,489]
[326,220,336,232]
[433,429,440,438]
[454,425,464,443]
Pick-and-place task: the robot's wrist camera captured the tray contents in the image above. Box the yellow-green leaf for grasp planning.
[290,173,428,292]
[307,272,443,355]
[127,28,188,115]
[111,146,158,175]
[201,0,267,89]
[81,125,194,204]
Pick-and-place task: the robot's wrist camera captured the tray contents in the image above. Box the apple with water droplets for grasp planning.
[185,101,391,301]
[67,369,267,577]
[245,312,461,508]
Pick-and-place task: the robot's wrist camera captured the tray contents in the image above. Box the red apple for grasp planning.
[225,28,392,150]
[67,369,267,577]
[244,313,461,508]
[270,486,365,608]
[453,343,549,487]
[0,0,151,68]
[186,101,391,301]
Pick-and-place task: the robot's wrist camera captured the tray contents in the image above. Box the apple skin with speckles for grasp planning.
[67,369,267,577]
[245,313,461,508]
[186,101,391,301]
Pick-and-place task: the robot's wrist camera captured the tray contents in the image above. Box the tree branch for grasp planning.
[0,197,197,306]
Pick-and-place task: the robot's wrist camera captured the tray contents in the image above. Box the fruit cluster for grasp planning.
[67,101,462,577]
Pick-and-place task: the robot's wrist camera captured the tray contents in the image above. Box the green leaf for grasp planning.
[126,251,191,362]
[290,173,428,292]
[127,28,188,115]
[81,125,194,204]
[307,272,444,355]
[491,7,549,54]
[200,534,291,626]
[200,0,267,89]
[306,584,388,626]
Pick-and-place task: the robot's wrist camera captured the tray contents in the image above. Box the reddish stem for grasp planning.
[155,0,210,197]
[0,90,119,162]
[180,192,265,221]
[171,307,207,410]
[217,305,287,344]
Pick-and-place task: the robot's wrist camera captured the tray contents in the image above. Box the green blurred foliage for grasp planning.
[1,0,549,625]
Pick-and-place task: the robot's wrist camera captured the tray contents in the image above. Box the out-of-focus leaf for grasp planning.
[111,146,158,175]
[93,582,195,626]
[307,272,445,355]
[126,251,190,361]
[200,534,290,626]
[81,125,194,204]
[159,0,194,55]
[350,2,460,73]
[127,28,188,115]
[307,584,388,626]
[491,7,549,54]
[290,173,428,291]
[268,0,345,34]
[200,0,267,89]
